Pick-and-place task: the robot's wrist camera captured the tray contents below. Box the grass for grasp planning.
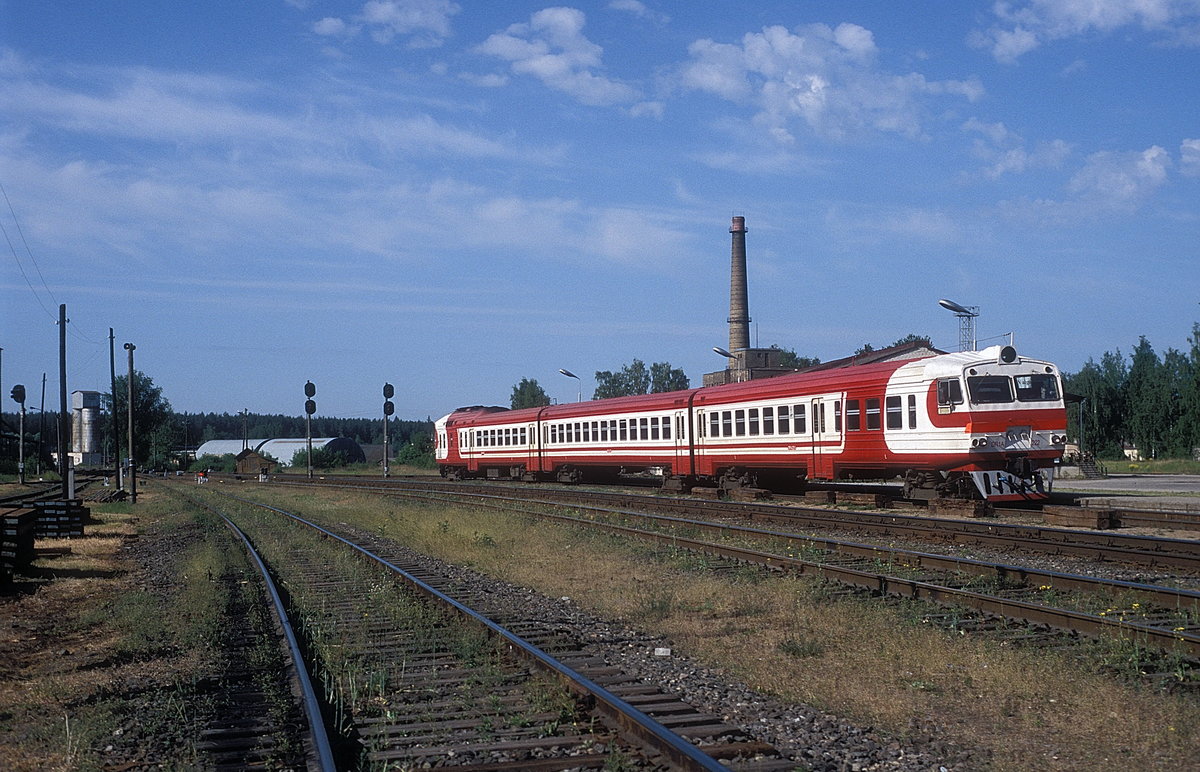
[1111,458,1200,475]
[234,483,1200,771]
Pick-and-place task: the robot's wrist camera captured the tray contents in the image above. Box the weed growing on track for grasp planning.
[236,483,1200,771]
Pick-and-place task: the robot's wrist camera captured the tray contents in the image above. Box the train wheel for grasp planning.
[717,468,758,491]
[555,466,582,484]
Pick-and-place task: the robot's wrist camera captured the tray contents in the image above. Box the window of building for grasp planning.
[866,398,881,430]
[886,395,902,429]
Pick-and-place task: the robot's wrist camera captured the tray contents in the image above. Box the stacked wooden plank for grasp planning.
[30,499,90,538]
[2,507,38,586]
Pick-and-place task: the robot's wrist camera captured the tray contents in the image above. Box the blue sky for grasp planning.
[2,1,1198,422]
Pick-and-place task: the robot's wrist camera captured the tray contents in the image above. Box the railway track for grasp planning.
[265,475,1200,572]
[263,477,1200,665]
[176,483,793,770]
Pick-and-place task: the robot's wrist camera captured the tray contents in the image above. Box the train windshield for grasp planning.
[1014,373,1060,402]
[966,375,1014,404]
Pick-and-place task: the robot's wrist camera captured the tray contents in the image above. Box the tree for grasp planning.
[770,345,820,370]
[510,378,550,409]
[649,362,689,393]
[395,431,435,468]
[102,370,173,466]
[854,343,875,356]
[891,334,932,348]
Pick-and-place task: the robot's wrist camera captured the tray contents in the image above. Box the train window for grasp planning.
[599,422,608,442]
[907,395,917,429]
[967,376,1014,404]
[763,406,774,435]
[618,420,626,441]
[778,406,790,434]
[581,423,589,442]
[592,421,599,440]
[937,378,964,405]
[664,418,672,440]
[520,428,527,444]
[816,403,826,434]
[866,399,881,430]
[748,408,759,435]
[639,417,649,440]
[795,404,807,434]
[708,413,719,438]
[651,417,660,441]
[734,409,746,436]
[721,410,733,436]
[886,396,902,429]
[846,400,860,431]
[1014,374,1059,402]
[834,401,842,432]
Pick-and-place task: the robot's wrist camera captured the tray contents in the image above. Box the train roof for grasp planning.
[439,346,1058,427]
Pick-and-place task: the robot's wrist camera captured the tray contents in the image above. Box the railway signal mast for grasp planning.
[304,381,316,480]
[383,383,394,478]
[938,298,979,352]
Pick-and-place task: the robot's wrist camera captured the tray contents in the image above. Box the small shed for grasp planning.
[235,448,278,475]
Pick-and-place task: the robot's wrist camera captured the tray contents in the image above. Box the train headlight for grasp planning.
[1051,434,1066,445]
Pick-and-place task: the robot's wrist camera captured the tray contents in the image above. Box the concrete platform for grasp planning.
[1054,474,1200,512]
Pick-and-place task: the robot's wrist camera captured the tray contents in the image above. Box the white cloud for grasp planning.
[963,118,1072,178]
[1067,146,1171,210]
[974,0,1200,63]
[311,0,460,48]
[1181,138,1200,176]
[607,0,669,25]
[476,8,640,107]
[361,0,460,46]
[680,23,982,143]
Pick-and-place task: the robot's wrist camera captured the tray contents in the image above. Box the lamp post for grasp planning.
[558,369,581,402]
[937,298,979,352]
[712,346,744,382]
[123,342,137,504]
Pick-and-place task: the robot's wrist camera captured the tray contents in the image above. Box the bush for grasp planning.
[289,447,354,469]
[189,454,236,473]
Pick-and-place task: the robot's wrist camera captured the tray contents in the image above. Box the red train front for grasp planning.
[434,345,1067,503]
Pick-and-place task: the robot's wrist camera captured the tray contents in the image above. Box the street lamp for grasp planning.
[558,369,581,402]
[123,342,137,504]
[712,347,743,382]
[938,298,979,352]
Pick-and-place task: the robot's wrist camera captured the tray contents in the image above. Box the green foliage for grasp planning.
[510,377,550,409]
[593,359,689,399]
[395,431,435,468]
[102,370,174,466]
[1064,323,1200,460]
[770,345,821,370]
[288,446,354,469]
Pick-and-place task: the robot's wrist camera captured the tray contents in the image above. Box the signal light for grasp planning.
[304,380,316,398]
[383,382,394,399]
[10,384,25,405]
[305,399,316,416]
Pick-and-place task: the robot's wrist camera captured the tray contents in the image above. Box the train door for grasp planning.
[673,411,688,474]
[525,422,538,474]
[809,397,839,478]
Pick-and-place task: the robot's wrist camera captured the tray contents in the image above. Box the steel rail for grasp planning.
[269,479,1200,613]
[269,480,1200,658]
[179,491,337,772]
[265,475,1200,568]
[218,490,730,772]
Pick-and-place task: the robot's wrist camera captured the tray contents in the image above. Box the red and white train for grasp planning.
[434,345,1068,502]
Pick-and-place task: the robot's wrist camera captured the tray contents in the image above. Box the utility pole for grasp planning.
[109,328,122,489]
[37,373,45,475]
[58,304,69,500]
[124,342,137,504]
